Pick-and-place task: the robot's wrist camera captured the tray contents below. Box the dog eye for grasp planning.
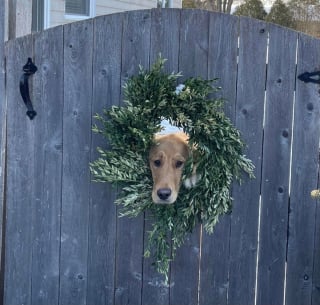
[176,160,184,168]
[154,160,161,167]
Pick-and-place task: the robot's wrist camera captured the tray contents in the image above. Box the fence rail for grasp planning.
[1,8,320,305]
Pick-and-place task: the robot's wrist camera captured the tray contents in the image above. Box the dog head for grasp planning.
[149,133,189,204]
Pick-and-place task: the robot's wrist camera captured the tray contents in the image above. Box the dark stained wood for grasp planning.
[208,12,239,117]
[87,13,123,305]
[285,33,320,305]
[31,25,64,305]
[149,8,181,73]
[2,9,320,305]
[4,34,34,305]
[199,12,239,305]
[169,9,209,305]
[141,8,181,305]
[59,19,93,305]
[0,0,6,295]
[228,16,268,305]
[114,10,151,305]
[256,23,297,305]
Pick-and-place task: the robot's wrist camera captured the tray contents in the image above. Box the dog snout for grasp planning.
[157,188,172,201]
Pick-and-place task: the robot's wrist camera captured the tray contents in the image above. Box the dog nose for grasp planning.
[157,188,172,201]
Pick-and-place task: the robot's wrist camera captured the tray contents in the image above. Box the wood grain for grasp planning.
[2,9,320,305]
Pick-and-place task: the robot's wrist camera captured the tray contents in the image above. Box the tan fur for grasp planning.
[149,132,190,204]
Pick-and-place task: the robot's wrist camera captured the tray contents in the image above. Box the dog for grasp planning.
[149,132,198,204]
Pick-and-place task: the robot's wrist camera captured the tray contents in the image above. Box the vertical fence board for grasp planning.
[60,20,93,305]
[228,17,268,305]
[4,35,34,305]
[149,8,180,70]
[141,9,181,305]
[313,126,320,305]
[169,9,209,305]
[87,13,123,305]
[207,12,239,117]
[312,173,320,302]
[256,24,297,305]
[0,0,6,295]
[31,25,64,305]
[286,33,320,305]
[114,10,151,305]
[199,12,239,305]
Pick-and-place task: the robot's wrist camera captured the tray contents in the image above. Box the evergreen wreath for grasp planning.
[90,56,254,281]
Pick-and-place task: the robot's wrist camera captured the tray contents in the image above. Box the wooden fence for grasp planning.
[0,8,320,305]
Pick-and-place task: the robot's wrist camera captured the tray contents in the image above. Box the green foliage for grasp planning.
[182,0,198,8]
[234,0,267,20]
[90,56,254,281]
[182,0,235,13]
[266,0,295,28]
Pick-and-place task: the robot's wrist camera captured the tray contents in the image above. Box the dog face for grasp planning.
[149,133,189,204]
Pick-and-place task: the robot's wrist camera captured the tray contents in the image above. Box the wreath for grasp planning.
[90,56,254,281]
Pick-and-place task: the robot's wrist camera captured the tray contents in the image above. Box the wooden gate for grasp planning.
[1,8,320,305]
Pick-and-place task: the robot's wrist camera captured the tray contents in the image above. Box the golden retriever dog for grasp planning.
[149,132,194,204]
